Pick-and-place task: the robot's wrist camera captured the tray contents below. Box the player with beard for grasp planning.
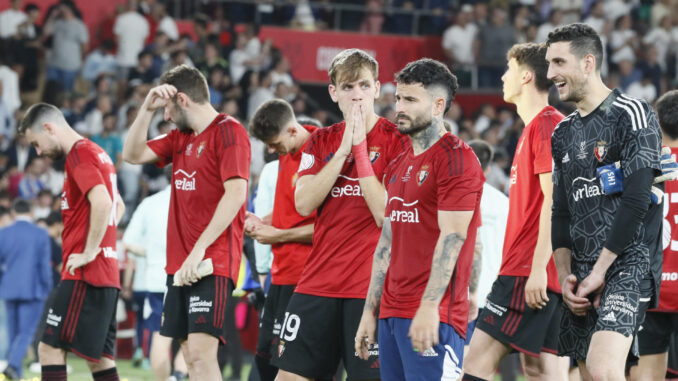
[355,58,483,380]
[546,23,663,380]
[123,65,251,380]
[463,43,568,381]
[18,103,125,381]
[635,90,678,381]
[272,49,409,381]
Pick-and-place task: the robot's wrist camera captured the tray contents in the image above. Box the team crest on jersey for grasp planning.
[186,143,194,156]
[594,141,608,162]
[369,146,381,164]
[417,164,430,186]
[197,141,206,158]
[278,340,286,357]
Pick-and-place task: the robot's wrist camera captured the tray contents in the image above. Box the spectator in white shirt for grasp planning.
[610,14,638,64]
[643,15,672,70]
[113,3,149,79]
[442,5,478,69]
[82,94,112,137]
[536,9,564,42]
[82,39,118,83]
[0,0,26,39]
[0,63,20,115]
[151,3,178,41]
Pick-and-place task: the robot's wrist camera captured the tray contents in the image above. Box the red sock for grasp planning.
[92,367,120,381]
[41,365,67,381]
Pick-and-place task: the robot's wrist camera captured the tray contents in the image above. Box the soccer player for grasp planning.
[18,103,124,381]
[272,49,408,381]
[546,23,663,380]
[463,43,567,381]
[247,99,317,381]
[122,64,251,380]
[354,58,483,379]
[636,90,678,381]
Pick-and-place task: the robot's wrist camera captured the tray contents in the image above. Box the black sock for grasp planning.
[92,367,120,381]
[41,365,67,381]
[255,354,278,381]
[462,375,488,381]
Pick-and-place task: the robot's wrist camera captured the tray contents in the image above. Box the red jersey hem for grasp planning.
[294,289,366,299]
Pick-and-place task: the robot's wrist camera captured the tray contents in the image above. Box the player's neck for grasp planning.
[576,80,611,117]
[663,137,678,148]
[365,112,380,134]
[190,104,220,135]
[62,128,85,155]
[410,118,446,156]
[515,89,549,126]
[290,123,311,154]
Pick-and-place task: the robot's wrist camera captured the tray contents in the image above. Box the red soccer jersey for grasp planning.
[499,106,563,293]
[270,124,318,285]
[147,114,251,282]
[61,139,120,288]
[380,134,484,337]
[295,117,409,298]
[655,147,678,312]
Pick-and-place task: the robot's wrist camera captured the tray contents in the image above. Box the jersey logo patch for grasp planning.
[299,153,315,171]
[562,153,570,163]
[197,141,206,158]
[577,141,587,160]
[602,311,616,322]
[186,143,193,156]
[369,151,380,164]
[278,340,286,357]
[594,141,608,162]
[402,165,413,182]
[417,164,430,186]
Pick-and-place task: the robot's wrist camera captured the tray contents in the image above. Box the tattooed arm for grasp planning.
[355,218,393,360]
[409,209,474,352]
[468,230,482,321]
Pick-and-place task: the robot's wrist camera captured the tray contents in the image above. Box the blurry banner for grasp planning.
[258,26,445,84]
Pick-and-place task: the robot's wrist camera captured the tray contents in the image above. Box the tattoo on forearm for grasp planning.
[364,220,392,312]
[469,239,482,293]
[422,232,466,303]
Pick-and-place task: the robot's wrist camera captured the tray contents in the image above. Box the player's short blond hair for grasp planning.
[328,49,378,86]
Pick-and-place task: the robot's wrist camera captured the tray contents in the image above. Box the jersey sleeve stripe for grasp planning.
[619,94,647,129]
[439,138,456,176]
[612,101,641,131]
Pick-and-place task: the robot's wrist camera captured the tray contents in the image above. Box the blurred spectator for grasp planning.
[536,9,564,42]
[388,0,415,35]
[18,157,45,200]
[475,8,517,88]
[636,45,664,97]
[6,135,37,173]
[81,39,117,83]
[128,50,157,84]
[247,71,275,120]
[82,94,112,137]
[289,0,319,31]
[197,42,229,80]
[208,67,226,107]
[0,82,15,151]
[0,59,21,115]
[0,0,26,40]
[16,3,42,92]
[33,189,53,219]
[474,103,496,134]
[43,2,88,92]
[114,1,149,79]
[360,0,384,34]
[230,33,250,83]
[610,14,638,65]
[583,1,606,33]
[604,0,632,24]
[62,92,87,132]
[643,16,672,71]
[626,73,657,102]
[0,199,51,380]
[150,2,178,41]
[375,82,396,116]
[38,157,63,197]
[651,0,672,28]
[91,113,123,168]
[552,0,582,24]
[270,54,294,90]
[442,4,478,87]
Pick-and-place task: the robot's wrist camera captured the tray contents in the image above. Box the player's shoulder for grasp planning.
[214,113,249,146]
[72,139,103,161]
[609,90,654,131]
[552,110,577,138]
[436,133,480,174]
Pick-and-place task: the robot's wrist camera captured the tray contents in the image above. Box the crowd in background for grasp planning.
[0,0,677,378]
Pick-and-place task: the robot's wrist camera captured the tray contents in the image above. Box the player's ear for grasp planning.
[584,54,595,74]
[433,96,446,117]
[328,84,338,103]
[374,80,381,99]
[286,123,297,136]
[43,122,58,136]
[176,93,190,107]
[522,70,533,85]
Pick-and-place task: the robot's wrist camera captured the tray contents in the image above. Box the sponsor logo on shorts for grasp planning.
[354,343,379,357]
[421,347,438,357]
[485,301,507,317]
[46,309,62,327]
[370,358,380,369]
[194,315,207,324]
[189,296,213,313]
[483,315,495,325]
[602,294,637,318]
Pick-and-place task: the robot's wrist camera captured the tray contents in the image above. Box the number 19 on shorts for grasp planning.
[280,312,300,341]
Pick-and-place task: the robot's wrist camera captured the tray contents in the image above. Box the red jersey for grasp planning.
[381,134,484,337]
[61,139,120,288]
[655,147,678,312]
[295,117,409,298]
[499,106,563,293]
[147,114,251,282]
[270,125,318,285]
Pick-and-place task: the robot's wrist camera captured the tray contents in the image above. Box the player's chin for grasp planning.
[396,120,411,133]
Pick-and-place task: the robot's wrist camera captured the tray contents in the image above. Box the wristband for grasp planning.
[353,139,375,178]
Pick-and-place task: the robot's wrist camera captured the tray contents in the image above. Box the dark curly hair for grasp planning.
[546,23,604,71]
[507,43,552,92]
[656,90,678,140]
[394,58,458,114]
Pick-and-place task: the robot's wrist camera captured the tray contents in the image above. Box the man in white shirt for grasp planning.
[0,64,20,115]
[0,0,26,39]
[442,5,477,86]
[114,3,149,79]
